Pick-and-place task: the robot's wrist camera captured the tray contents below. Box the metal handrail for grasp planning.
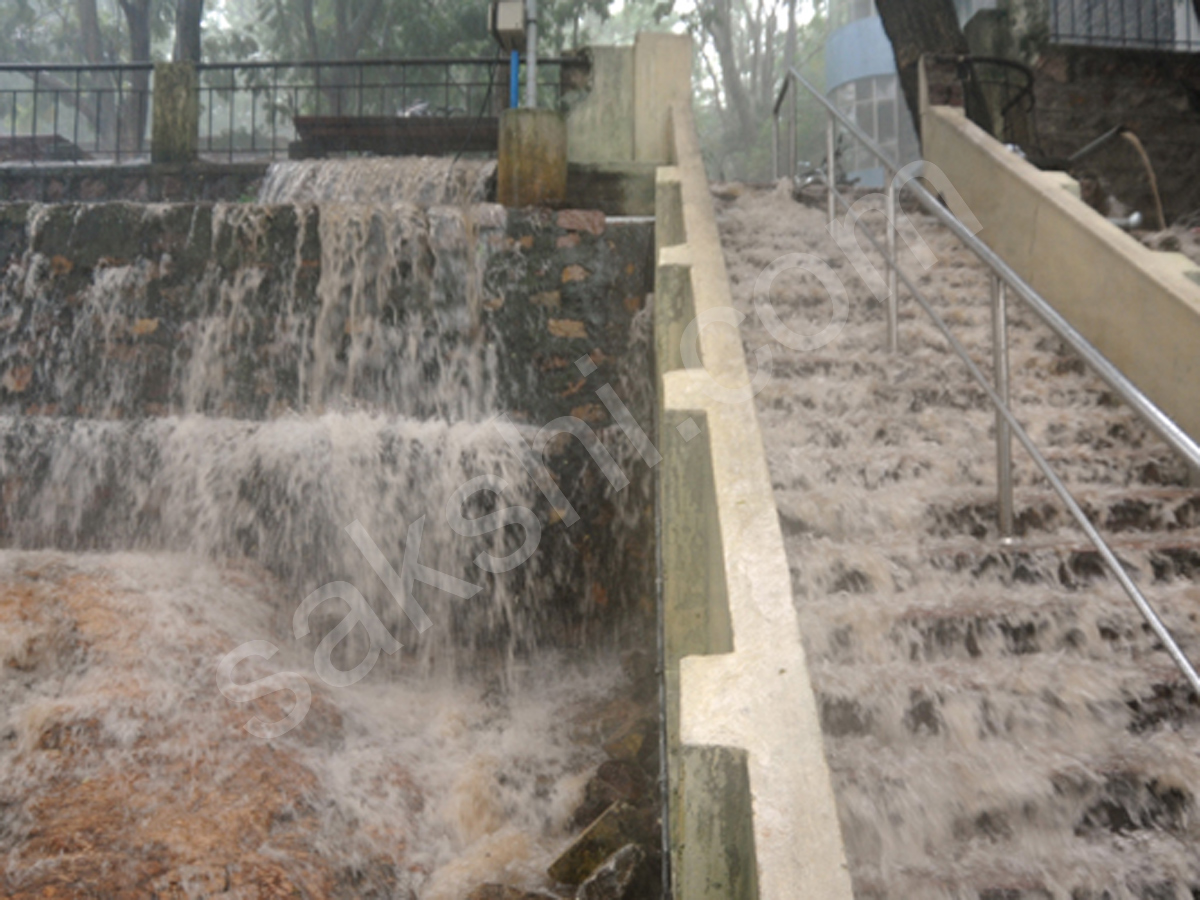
[194,56,585,71]
[775,64,1200,694]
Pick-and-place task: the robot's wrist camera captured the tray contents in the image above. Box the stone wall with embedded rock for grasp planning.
[0,201,653,425]
[1032,47,1200,224]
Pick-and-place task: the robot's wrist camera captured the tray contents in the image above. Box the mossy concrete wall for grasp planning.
[498,109,568,208]
[564,46,637,164]
[920,100,1200,442]
[656,101,854,900]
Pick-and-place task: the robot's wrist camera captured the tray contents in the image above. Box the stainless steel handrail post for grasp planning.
[788,86,797,181]
[885,171,899,353]
[825,111,836,226]
[992,273,1014,537]
[772,113,779,180]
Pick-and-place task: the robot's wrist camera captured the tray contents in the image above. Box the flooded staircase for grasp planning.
[717,185,1200,900]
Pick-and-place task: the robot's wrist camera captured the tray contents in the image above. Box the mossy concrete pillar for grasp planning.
[151,62,199,164]
[497,108,567,207]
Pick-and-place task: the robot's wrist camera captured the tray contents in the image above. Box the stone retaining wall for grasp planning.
[0,163,268,204]
[0,201,652,426]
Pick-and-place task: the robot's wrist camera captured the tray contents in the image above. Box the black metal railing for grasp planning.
[0,63,154,163]
[0,56,584,164]
[1050,0,1200,51]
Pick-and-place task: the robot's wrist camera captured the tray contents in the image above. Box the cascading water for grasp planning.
[0,160,657,898]
[257,157,497,207]
[717,184,1200,900]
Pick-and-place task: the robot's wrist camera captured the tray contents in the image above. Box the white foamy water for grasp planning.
[258,157,496,207]
[717,184,1200,899]
[5,198,507,421]
[0,550,622,898]
[0,159,651,895]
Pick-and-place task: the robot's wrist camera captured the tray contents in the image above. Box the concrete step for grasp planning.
[775,486,1200,544]
[799,581,1200,670]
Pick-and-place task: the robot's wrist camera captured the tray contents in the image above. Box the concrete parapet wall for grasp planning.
[566,34,691,167]
[922,103,1200,441]
[655,100,854,900]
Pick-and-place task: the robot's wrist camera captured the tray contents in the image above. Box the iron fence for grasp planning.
[1050,0,1200,51]
[0,56,584,164]
[0,63,154,163]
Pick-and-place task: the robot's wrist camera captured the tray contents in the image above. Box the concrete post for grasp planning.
[151,62,199,164]
[633,33,692,163]
[497,108,567,207]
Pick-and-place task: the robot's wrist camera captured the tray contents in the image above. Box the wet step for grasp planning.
[785,529,1200,600]
[775,486,1200,543]
[757,406,1168,458]
[831,736,1200,900]
[799,581,1200,669]
[812,654,1200,743]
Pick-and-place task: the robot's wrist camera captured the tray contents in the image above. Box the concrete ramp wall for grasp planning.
[655,101,854,900]
[920,95,1200,441]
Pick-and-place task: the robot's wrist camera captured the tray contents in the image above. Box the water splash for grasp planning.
[717,185,1200,899]
[258,157,496,206]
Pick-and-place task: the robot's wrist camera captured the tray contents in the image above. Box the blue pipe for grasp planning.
[509,50,520,109]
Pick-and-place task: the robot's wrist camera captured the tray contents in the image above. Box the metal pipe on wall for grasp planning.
[525,0,538,109]
[510,49,520,109]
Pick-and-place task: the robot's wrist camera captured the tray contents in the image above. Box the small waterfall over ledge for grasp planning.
[0,158,657,897]
[258,157,497,206]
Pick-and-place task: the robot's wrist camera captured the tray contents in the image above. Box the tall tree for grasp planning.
[873,0,991,139]
[116,0,153,150]
[700,0,756,136]
[77,0,104,62]
[174,0,204,61]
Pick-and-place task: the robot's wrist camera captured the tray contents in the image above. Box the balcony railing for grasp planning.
[1050,0,1200,51]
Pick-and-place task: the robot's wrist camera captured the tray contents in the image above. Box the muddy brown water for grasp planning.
[0,159,657,898]
[717,182,1200,900]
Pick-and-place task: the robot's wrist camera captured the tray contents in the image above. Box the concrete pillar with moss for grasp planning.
[151,62,199,164]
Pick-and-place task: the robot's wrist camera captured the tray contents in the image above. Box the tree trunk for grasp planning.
[118,0,152,152]
[783,0,797,75]
[704,0,755,136]
[334,0,383,59]
[173,0,205,63]
[762,10,776,113]
[874,0,992,141]
[77,0,104,64]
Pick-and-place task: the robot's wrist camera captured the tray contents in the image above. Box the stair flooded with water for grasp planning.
[718,184,1200,900]
[0,158,661,898]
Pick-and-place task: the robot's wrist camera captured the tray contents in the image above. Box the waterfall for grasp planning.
[0,159,655,898]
